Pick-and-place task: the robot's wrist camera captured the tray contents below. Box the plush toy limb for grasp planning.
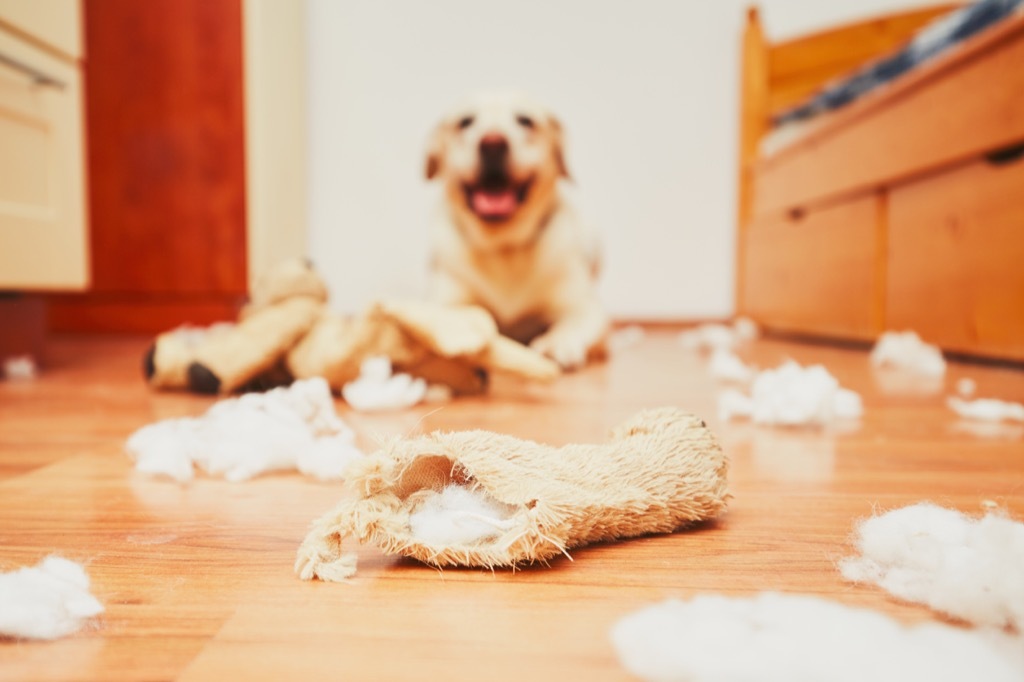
[296,407,729,581]
[144,258,330,394]
[189,297,323,394]
[286,314,357,384]
[244,257,328,312]
[478,336,561,383]
[377,300,496,357]
[144,324,234,389]
[529,291,609,370]
[294,501,360,582]
[402,355,487,395]
[287,300,558,395]
[286,311,427,388]
[380,301,560,383]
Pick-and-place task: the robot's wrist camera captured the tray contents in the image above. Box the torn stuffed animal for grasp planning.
[295,407,729,581]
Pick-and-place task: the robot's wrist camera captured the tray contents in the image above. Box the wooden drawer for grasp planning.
[740,194,882,340]
[0,25,87,290]
[887,153,1024,361]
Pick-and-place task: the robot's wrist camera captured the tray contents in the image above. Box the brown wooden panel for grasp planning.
[741,195,882,341]
[0,294,46,364]
[736,7,770,314]
[767,5,959,116]
[47,293,245,334]
[45,0,249,333]
[888,156,1024,361]
[84,0,247,296]
[756,15,1024,215]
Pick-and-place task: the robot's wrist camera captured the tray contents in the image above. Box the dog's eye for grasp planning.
[516,115,535,129]
[457,116,474,130]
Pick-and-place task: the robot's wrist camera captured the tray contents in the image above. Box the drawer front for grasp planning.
[0,27,87,290]
[741,195,882,340]
[888,154,1024,361]
[0,0,81,59]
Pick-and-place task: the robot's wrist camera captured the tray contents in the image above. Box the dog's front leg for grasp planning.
[530,293,608,370]
[427,269,475,307]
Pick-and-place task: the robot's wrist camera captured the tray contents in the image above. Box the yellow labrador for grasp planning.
[425,91,607,369]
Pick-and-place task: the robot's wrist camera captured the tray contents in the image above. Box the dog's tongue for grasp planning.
[471,189,517,219]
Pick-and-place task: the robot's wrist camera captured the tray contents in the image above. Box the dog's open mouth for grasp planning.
[463,176,532,223]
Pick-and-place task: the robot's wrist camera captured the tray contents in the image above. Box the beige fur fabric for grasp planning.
[144,258,560,396]
[295,407,729,582]
[286,299,560,395]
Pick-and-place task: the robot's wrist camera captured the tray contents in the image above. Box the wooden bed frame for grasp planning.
[737,4,1024,362]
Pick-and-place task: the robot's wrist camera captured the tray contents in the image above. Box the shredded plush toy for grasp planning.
[295,407,729,581]
[144,258,560,396]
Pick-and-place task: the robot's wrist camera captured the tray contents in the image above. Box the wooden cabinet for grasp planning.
[739,12,1024,362]
[888,155,1024,361]
[43,0,309,334]
[0,0,87,290]
[46,0,249,333]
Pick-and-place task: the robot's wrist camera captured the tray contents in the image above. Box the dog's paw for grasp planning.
[530,332,589,370]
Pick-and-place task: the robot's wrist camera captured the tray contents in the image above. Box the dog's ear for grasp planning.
[548,114,571,180]
[425,122,445,180]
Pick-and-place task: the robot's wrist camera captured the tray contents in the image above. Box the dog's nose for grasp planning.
[479,134,509,167]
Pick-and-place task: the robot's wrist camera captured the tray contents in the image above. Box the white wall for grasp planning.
[307,0,938,319]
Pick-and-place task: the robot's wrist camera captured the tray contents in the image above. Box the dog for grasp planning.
[424,91,608,369]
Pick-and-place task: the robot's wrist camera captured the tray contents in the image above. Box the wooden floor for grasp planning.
[1,330,1022,680]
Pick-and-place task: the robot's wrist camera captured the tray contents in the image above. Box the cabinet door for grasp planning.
[740,195,882,341]
[0,27,87,290]
[47,0,248,333]
[887,155,1024,361]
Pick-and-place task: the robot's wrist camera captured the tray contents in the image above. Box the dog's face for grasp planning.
[426,91,569,249]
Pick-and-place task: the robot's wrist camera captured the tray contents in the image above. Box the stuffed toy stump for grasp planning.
[143,258,560,396]
[295,407,729,581]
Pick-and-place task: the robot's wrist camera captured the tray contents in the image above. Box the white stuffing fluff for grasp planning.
[408,484,517,547]
[610,592,1022,682]
[947,396,1024,423]
[341,356,427,412]
[608,325,646,352]
[2,355,37,380]
[871,331,946,377]
[840,503,1024,630]
[718,360,862,426]
[0,556,104,640]
[125,377,364,483]
[679,318,758,352]
[956,377,977,397]
[708,349,755,384]
[732,316,759,341]
[422,383,454,404]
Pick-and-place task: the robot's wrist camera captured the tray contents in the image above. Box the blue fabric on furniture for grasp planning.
[776,0,1024,124]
